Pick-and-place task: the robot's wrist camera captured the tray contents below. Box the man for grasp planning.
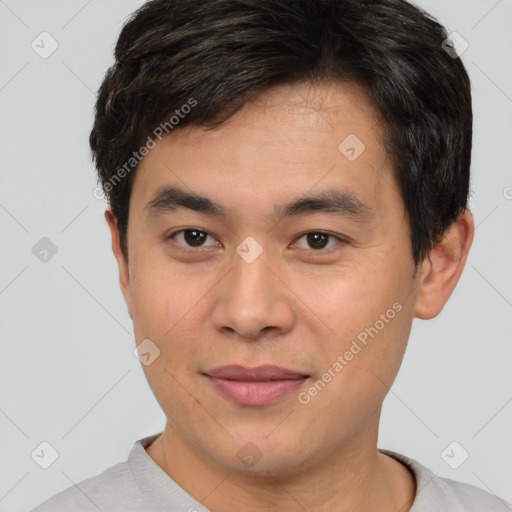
[32,0,510,510]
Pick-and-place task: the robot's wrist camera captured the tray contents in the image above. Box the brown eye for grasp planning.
[294,232,342,251]
[183,230,207,247]
[306,233,329,249]
[169,229,218,248]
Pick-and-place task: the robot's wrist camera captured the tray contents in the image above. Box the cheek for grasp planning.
[129,275,205,419]
[129,257,203,338]
[132,283,206,426]
[297,263,400,342]
[301,260,413,391]
[299,308,412,442]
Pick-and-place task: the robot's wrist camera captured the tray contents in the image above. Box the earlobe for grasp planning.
[413,209,474,320]
[104,209,133,319]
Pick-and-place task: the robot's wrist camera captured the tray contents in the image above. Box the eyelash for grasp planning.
[165,229,347,254]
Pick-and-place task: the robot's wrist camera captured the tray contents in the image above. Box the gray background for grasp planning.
[0,1,511,510]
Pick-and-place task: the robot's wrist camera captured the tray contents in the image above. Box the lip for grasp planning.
[204,365,310,406]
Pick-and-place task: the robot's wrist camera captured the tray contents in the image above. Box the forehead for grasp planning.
[131,82,399,219]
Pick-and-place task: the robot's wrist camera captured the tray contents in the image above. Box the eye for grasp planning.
[167,229,220,249]
[293,231,344,251]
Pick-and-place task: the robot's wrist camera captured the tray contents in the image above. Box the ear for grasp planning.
[105,210,133,319]
[413,209,474,320]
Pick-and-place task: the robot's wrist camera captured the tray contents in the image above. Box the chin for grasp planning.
[206,431,314,477]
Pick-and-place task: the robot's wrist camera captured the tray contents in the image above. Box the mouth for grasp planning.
[203,365,310,406]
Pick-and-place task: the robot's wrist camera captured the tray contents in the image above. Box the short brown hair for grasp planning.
[89,0,472,265]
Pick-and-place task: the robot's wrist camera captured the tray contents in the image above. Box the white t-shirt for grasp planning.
[31,433,511,512]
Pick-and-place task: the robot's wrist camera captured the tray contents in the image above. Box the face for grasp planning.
[107,82,460,476]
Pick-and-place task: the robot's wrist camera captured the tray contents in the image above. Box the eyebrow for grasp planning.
[144,185,373,222]
[276,188,373,222]
[145,185,228,216]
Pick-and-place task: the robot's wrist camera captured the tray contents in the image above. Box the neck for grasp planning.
[146,416,416,512]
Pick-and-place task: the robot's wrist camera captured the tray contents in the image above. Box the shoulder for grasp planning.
[30,460,139,512]
[439,476,512,511]
[380,449,511,512]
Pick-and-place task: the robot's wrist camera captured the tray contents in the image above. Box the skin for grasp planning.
[106,81,474,512]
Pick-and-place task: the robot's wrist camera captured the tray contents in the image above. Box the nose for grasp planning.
[210,245,295,341]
